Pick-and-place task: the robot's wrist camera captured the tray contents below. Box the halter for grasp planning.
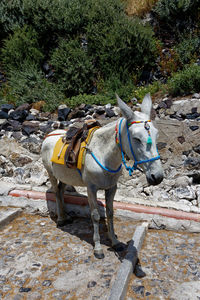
[90,118,160,176]
[117,118,160,176]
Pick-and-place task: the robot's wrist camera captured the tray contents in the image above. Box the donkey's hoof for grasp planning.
[113,242,124,252]
[57,217,73,227]
[94,250,105,259]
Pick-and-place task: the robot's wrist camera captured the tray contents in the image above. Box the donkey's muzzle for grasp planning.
[147,172,164,186]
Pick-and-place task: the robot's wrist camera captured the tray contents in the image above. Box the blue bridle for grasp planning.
[118,118,160,176]
[89,118,160,176]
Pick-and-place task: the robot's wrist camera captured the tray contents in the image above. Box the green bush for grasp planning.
[153,0,199,35]
[50,38,95,97]
[0,63,65,111]
[65,94,116,108]
[97,75,135,102]
[167,64,200,97]
[133,81,162,101]
[86,0,157,77]
[1,25,43,70]
[0,0,27,38]
[175,34,200,66]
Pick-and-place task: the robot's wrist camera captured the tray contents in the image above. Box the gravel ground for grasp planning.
[126,229,200,300]
[0,212,139,300]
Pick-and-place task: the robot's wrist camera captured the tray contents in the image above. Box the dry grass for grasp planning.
[125,0,158,16]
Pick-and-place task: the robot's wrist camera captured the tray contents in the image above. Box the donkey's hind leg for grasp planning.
[56,181,73,227]
[105,185,124,251]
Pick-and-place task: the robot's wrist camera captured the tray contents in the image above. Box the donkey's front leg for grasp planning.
[56,181,73,227]
[87,185,104,259]
[105,185,123,251]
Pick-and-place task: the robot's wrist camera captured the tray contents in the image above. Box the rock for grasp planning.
[19,287,31,293]
[190,125,199,131]
[192,93,200,99]
[193,145,200,154]
[9,110,28,122]
[157,142,167,150]
[58,107,71,121]
[21,137,41,154]
[174,186,196,200]
[22,121,39,136]
[113,107,121,116]
[105,108,115,118]
[26,114,36,121]
[95,106,105,115]
[67,109,85,120]
[87,281,97,288]
[42,280,52,287]
[0,110,8,119]
[9,152,33,167]
[177,136,185,144]
[174,176,192,187]
[15,103,30,112]
[170,281,200,300]
[1,103,14,112]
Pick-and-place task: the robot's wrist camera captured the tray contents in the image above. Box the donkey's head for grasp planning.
[116,93,163,185]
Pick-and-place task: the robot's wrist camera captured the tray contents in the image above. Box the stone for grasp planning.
[87,281,97,288]
[22,121,39,136]
[105,108,115,118]
[193,145,200,154]
[174,186,196,200]
[26,114,36,121]
[19,287,32,293]
[15,103,30,112]
[190,125,199,131]
[170,281,200,300]
[58,107,71,121]
[9,110,28,122]
[68,109,85,120]
[0,110,8,119]
[1,103,14,112]
[42,280,52,287]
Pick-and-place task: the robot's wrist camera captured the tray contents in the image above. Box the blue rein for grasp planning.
[90,118,160,176]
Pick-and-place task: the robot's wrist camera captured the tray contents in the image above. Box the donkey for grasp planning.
[41,93,163,258]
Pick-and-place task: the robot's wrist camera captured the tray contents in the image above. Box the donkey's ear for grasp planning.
[141,93,152,117]
[116,93,133,121]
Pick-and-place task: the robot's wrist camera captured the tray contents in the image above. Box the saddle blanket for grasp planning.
[51,126,99,169]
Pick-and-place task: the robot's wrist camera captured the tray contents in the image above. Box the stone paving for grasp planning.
[0,212,138,300]
[126,229,200,300]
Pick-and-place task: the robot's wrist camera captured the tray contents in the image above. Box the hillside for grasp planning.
[0,0,199,111]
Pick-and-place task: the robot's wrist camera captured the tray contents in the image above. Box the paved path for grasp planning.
[0,209,138,300]
[126,229,200,300]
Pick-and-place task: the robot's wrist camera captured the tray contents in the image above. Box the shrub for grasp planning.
[0,0,27,38]
[1,25,43,70]
[133,80,161,100]
[65,94,116,108]
[97,75,135,103]
[50,38,95,97]
[86,0,157,77]
[175,34,200,66]
[153,0,199,36]
[167,64,200,97]
[0,63,65,111]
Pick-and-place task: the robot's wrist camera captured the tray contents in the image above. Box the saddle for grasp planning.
[51,119,101,169]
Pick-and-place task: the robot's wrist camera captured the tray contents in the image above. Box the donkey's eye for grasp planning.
[134,137,141,143]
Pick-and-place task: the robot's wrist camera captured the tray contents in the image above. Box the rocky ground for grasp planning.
[0,93,200,214]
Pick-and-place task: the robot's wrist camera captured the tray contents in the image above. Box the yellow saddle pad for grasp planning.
[51,126,99,169]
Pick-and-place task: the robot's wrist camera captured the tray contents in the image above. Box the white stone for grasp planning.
[170,281,200,300]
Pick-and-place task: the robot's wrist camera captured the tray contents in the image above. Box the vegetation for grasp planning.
[0,0,200,111]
